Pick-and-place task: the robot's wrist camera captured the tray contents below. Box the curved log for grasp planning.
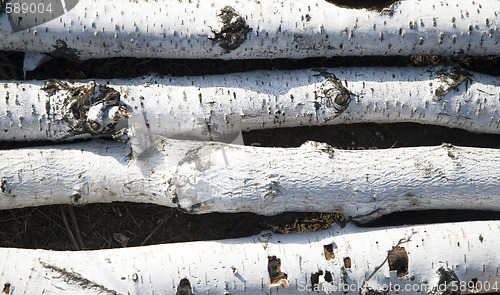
[0,138,499,221]
[0,221,499,294]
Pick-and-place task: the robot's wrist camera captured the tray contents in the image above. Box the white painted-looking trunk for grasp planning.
[0,221,499,294]
[0,0,498,59]
[1,66,499,141]
[0,138,499,221]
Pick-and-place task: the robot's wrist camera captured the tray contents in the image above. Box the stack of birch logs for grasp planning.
[0,0,499,293]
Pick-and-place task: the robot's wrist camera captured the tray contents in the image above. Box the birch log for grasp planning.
[1,65,500,141]
[0,0,499,60]
[1,137,499,221]
[0,221,499,294]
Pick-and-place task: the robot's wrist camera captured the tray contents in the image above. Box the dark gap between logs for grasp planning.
[243,123,500,149]
[324,0,396,12]
[0,205,498,250]
[0,52,499,80]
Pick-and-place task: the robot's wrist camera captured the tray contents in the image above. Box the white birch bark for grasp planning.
[0,221,499,294]
[0,80,130,140]
[0,138,499,221]
[0,0,498,60]
[1,65,500,141]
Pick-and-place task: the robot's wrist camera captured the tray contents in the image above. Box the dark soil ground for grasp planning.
[0,51,499,250]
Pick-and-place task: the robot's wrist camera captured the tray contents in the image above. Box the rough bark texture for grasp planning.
[0,0,498,60]
[1,65,499,141]
[0,138,499,222]
[0,221,498,294]
[0,80,129,140]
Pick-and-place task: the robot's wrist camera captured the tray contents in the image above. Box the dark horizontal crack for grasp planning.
[0,203,498,250]
[324,0,397,12]
[243,122,500,149]
[1,53,496,80]
[0,204,342,250]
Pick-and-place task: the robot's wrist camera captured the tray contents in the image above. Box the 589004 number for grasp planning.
[4,2,53,14]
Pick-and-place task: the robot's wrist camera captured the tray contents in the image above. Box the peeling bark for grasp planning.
[0,80,129,140]
[208,6,251,52]
[0,221,498,294]
[0,0,498,60]
[0,138,499,221]
[1,65,499,141]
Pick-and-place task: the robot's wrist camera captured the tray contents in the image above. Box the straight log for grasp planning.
[0,0,498,60]
[1,66,499,141]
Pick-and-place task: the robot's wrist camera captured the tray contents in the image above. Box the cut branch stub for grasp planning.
[209,6,251,52]
[387,246,409,277]
[433,67,472,100]
[42,80,130,138]
[314,69,352,121]
[176,278,193,295]
[268,256,288,288]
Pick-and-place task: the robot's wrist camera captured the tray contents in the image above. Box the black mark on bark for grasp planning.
[437,267,460,295]
[324,243,335,260]
[41,80,126,137]
[40,260,118,294]
[209,6,251,52]
[0,179,6,193]
[468,278,479,292]
[70,193,82,204]
[268,256,288,287]
[265,180,282,200]
[434,67,471,100]
[324,271,333,283]
[313,69,352,120]
[176,278,193,295]
[0,178,11,195]
[311,270,323,291]
[442,143,458,159]
[171,195,179,204]
[344,257,352,269]
[52,39,80,62]
[388,246,408,277]
[2,283,10,294]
